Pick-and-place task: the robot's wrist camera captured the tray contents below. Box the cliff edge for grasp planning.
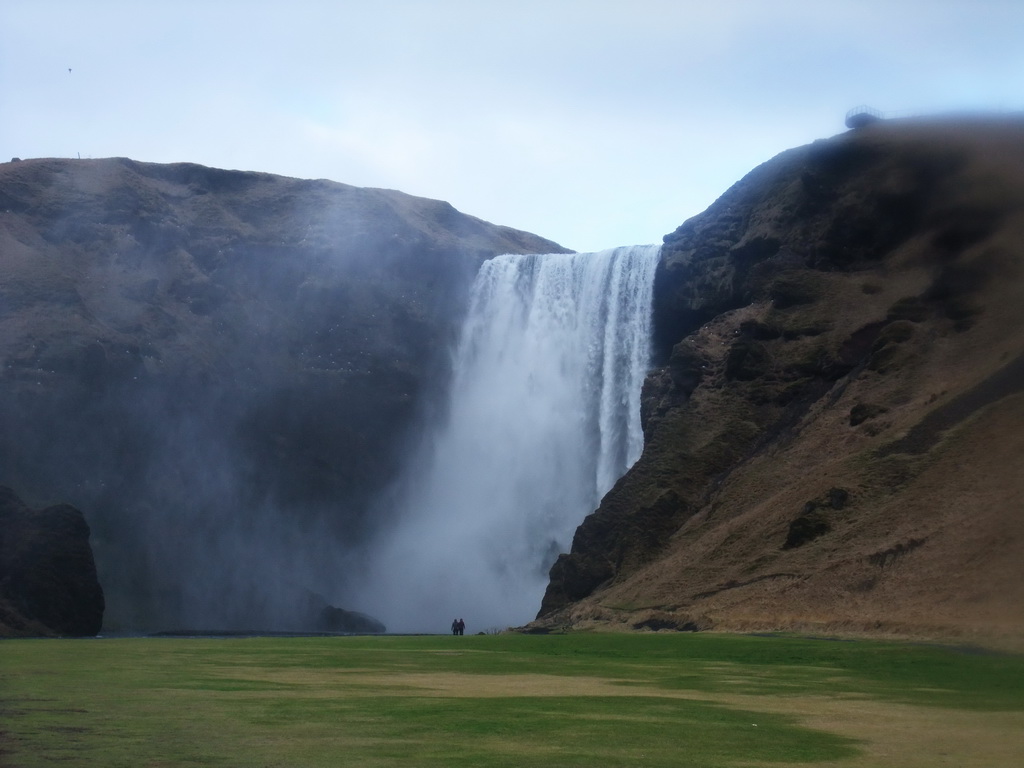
[0,157,567,631]
[538,116,1024,649]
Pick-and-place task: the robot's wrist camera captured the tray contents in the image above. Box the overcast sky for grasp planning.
[3,1,1022,252]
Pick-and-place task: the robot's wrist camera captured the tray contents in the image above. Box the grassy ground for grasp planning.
[0,632,1021,767]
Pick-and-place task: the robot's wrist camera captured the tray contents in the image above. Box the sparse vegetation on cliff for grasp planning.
[0,157,567,632]
[539,117,1024,649]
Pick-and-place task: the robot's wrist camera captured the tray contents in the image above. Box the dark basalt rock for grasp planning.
[318,605,386,634]
[536,117,1024,643]
[849,402,888,426]
[632,615,702,632]
[0,487,104,637]
[783,489,850,549]
[298,589,386,634]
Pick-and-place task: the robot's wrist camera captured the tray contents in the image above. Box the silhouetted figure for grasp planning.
[451,618,459,636]
[456,618,465,636]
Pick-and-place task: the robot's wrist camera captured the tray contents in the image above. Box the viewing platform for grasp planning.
[845,105,884,129]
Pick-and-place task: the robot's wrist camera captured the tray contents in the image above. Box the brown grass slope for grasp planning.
[537,116,1024,649]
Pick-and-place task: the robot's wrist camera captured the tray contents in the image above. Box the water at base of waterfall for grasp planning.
[353,244,661,633]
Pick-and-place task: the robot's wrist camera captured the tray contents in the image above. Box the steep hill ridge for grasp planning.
[537,117,1024,649]
[0,156,566,632]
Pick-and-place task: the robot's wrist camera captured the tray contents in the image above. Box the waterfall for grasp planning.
[355,244,661,632]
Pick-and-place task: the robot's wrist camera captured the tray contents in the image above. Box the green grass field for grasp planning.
[1,632,1022,767]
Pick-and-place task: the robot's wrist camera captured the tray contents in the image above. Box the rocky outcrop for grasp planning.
[0,157,567,631]
[538,117,1024,648]
[315,600,387,634]
[0,487,104,637]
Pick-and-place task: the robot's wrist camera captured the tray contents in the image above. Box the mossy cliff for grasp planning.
[538,117,1024,648]
[0,157,566,631]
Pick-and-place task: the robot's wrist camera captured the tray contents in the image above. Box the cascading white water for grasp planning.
[356,244,661,632]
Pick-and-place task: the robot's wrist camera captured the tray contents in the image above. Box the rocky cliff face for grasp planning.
[0,157,567,631]
[538,117,1024,648]
[0,486,104,637]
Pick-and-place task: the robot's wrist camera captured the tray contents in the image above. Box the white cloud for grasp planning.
[2,0,1022,250]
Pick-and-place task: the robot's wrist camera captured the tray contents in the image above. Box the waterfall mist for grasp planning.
[352,244,661,632]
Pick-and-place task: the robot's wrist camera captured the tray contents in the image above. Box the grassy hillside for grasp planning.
[0,157,566,632]
[540,117,1024,649]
